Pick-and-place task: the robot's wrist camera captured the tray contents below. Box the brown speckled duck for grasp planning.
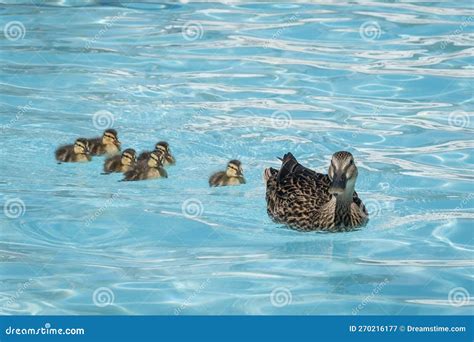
[55,138,91,163]
[87,129,121,156]
[103,148,136,174]
[138,141,175,166]
[209,160,245,187]
[264,152,368,232]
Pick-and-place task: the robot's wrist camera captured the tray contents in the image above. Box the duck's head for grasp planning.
[121,148,136,166]
[226,160,244,178]
[147,151,164,168]
[155,141,170,154]
[74,138,90,155]
[102,129,121,148]
[328,151,358,198]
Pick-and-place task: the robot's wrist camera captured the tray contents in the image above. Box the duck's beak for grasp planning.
[115,139,121,148]
[329,173,346,196]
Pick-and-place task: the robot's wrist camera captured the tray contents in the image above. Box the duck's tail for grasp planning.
[277,152,300,182]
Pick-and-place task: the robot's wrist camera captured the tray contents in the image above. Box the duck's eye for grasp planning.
[349,159,354,165]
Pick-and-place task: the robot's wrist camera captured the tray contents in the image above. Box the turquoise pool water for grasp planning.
[0,1,472,315]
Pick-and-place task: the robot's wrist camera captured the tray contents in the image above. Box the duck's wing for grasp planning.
[353,191,369,216]
[271,152,332,215]
[277,152,318,183]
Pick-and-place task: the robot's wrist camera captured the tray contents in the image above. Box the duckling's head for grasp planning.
[226,160,243,178]
[121,148,136,166]
[147,151,163,168]
[328,151,358,198]
[74,138,89,155]
[155,141,170,154]
[102,129,121,147]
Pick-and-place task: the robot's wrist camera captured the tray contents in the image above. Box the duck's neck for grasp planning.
[335,190,354,214]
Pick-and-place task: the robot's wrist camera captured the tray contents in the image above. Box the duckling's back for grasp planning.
[209,171,226,187]
[55,144,72,162]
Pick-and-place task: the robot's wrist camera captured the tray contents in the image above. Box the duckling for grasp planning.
[137,141,176,166]
[55,138,91,163]
[209,160,245,187]
[122,151,167,181]
[103,148,136,174]
[87,129,121,156]
[265,152,368,232]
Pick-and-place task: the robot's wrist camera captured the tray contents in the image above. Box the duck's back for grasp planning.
[266,153,333,230]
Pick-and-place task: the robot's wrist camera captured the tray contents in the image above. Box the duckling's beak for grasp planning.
[114,139,121,147]
[329,173,346,196]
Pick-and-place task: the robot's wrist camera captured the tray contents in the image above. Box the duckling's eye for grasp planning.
[349,159,354,165]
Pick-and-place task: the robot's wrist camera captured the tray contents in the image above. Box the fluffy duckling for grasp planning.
[138,141,176,166]
[87,129,121,156]
[55,138,91,163]
[103,148,136,174]
[265,152,368,232]
[122,151,167,181]
[209,160,245,187]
